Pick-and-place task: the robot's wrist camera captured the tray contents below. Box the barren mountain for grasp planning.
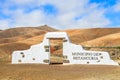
[64,28,120,44]
[0,26,120,61]
[16,28,119,46]
[0,25,57,39]
[81,32,120,46]
[0,25,57,44]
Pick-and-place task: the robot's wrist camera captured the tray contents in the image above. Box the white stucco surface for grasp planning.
[12,32,118,65]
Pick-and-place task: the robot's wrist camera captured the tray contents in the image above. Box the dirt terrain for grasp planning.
[0,62,120,80]
[0,26,120,80]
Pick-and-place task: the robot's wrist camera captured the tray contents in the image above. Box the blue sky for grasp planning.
[0,0,120,29]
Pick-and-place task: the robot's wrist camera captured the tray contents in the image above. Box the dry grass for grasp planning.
[0,25,57,39]
[0,62,120,80]
[82,32,120,46]
[64,28,120,44]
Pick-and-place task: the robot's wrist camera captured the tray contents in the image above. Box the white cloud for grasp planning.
[37,0,110,29]
[114,1,120,12]
[12,9,45,27]
[76,10,110,28]
[39,0,89,14]
[0,0,112,29]
[0,19,10,30]
[10,0,35,5]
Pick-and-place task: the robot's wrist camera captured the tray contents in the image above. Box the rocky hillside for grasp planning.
[81,32,120,46]
[0,25,57,44]
[0,25,57,38]
[0,26,120,61]
[64,28,120,45]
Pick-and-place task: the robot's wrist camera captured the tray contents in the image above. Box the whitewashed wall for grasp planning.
[63,42,118,65]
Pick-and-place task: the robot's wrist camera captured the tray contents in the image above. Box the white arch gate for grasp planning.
[12,32,118,65]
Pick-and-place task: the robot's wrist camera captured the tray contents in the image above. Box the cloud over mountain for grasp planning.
[0,0,120,29]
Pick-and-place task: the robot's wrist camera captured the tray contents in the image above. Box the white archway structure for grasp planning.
[12,32,118,65]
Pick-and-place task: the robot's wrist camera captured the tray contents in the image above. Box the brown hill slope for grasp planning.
[0,25,57,39]
[64,28,120,44]
[3,28,119,46]
[16,28,120,46]
[0,25,57,44]
[0,30,46,44]
[81,32,120,46]
[35,25,58,31]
